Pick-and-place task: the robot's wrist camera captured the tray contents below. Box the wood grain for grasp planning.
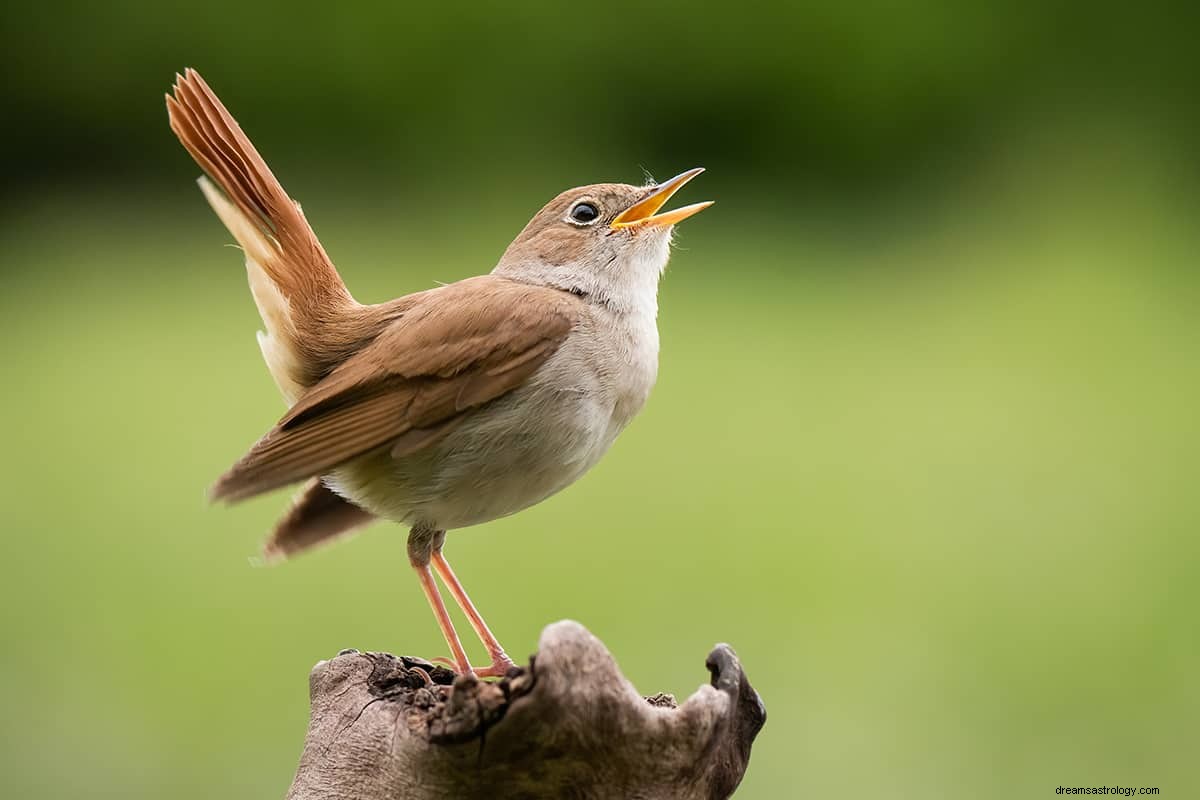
[286,621,766,799]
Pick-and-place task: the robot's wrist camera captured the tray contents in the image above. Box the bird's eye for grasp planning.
[569,202,599,224]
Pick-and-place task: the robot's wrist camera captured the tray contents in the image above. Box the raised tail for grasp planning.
[166,68,357,401]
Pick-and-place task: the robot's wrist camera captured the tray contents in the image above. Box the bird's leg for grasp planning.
[408,525,472,676]
[431,546,516,678]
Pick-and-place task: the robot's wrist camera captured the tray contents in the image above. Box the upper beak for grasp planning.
[611,167,713,230]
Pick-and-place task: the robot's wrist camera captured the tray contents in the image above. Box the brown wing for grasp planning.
[210,276,581,503]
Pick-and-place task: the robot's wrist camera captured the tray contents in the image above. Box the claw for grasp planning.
[429,654,515,679]
[470,654,517,679]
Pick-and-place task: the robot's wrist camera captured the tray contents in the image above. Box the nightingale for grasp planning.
[166,69,711,677]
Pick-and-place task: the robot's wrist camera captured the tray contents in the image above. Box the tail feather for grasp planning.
[168,68,411,504]
[166,68,350,306]
[196,174,275,267]
[262,479,377,562]
[167,68,357,398]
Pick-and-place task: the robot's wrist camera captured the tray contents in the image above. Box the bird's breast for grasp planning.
[330,311,659,530]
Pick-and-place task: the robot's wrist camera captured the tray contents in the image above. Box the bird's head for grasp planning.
[493,168,711,314]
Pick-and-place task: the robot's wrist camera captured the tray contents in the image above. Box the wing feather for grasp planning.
[210,277,580,503]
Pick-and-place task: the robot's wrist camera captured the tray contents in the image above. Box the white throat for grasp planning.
[493,231,671,320]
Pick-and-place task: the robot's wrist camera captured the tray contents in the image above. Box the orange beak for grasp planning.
[611,167,713,230]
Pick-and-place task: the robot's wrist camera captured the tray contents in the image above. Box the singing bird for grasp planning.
[166,69,711,677]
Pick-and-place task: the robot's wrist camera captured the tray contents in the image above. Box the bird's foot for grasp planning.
[471,653,517,679]
[429,656,460,670]
[429,653,516,679]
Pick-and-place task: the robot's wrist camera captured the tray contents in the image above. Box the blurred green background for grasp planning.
[2,1,1198,797]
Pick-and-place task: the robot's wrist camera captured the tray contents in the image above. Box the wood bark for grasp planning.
[286,620,766,799]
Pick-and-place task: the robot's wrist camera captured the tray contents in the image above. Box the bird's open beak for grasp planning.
[611,167,713,230]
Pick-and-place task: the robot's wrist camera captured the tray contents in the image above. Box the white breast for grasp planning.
[329,307,659,530]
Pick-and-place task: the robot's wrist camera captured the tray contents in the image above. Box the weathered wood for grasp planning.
[287,620,766,799]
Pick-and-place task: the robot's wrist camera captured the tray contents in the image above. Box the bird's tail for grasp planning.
[166,68,357,401]
[261,479,377,563]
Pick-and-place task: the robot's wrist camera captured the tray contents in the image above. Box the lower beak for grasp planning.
[611,167,713,229]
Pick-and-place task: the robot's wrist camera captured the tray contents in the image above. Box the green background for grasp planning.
[2,2,1197,797]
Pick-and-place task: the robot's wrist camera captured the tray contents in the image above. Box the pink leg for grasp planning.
[432,551,516,678]
[412,563,473,676]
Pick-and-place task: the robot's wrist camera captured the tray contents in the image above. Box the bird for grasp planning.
[166,69,711,677]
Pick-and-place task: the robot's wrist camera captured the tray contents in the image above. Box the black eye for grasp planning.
[569,202,599,224]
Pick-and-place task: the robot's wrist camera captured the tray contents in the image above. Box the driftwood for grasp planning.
[286,620,766,799]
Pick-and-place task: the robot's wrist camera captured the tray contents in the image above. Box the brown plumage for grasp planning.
[167,68,710,677]
[209,277,578,503]
[169,69,577,528]
[167,69,402,391]
[265,479,375,562]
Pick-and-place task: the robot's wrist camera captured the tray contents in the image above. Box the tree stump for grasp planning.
[287,620,766,799]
